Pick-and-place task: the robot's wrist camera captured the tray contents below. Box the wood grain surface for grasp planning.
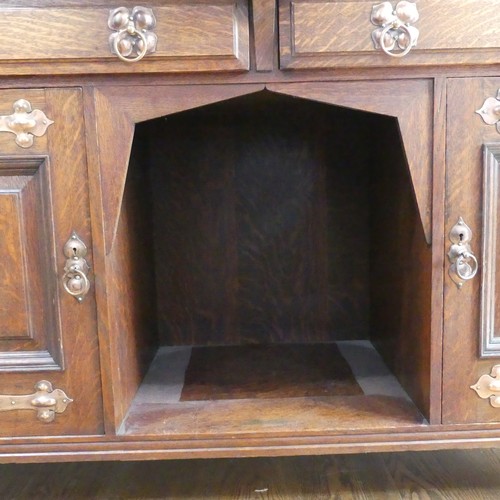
[181,344,363,400]
[0,88,103,437]
[140,91,373,345]
[443,78,500,425]
[280,0,500,69]
[2,449,500,498]
[0,1,249,75]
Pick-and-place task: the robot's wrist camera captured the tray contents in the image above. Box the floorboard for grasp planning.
[1,450,500,498]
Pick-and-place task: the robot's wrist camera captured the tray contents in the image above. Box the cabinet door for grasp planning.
[0,88,103,436]
[444,78,500,424]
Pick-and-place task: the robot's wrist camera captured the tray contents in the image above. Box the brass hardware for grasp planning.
[62,232,90,303]
[448,217,479,289]
[0,99,53,148]
[108,6,157,63]
[471,365,500,408]
[371,1,419,58]
[477,90,500,133]
[0,380,73,422]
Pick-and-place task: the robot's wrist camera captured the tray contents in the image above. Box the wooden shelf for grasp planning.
[119,341,426,437]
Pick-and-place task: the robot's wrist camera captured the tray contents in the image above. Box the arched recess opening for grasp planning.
[95,83,433,436]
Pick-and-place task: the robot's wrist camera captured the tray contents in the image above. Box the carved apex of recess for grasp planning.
[0,99,53,148]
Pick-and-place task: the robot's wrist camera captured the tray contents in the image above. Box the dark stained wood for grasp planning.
[429,77,447,424]
[443,78,500,424]
[181,344,363,401]
[141,91,371,345]
[279,0,500,70]
[5,0,500,464]
[104,127,159,430]
[368,112,432,421]
[0,88,103,437]
[267,80,433,245]
[3,450,500,499]
[120,395,425,437]
[0,158,61,371]
[0,0,249,75]
[94,84,265,254]
[252,0,276,71]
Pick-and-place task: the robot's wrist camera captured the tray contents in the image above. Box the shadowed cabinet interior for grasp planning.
[103,90,432,437]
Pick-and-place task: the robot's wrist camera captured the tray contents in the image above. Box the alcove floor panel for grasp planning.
[118,341,426,436]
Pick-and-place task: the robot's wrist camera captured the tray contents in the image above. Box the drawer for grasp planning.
[0,1,249,75]
[279,0,500,69]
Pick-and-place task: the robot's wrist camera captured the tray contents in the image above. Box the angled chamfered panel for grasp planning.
[94,84,266,253]
[0,157,61,371]
[267,80,433,243]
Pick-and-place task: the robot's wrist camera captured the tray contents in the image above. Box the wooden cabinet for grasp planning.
[2,1,500,462]
[0,88,103,437]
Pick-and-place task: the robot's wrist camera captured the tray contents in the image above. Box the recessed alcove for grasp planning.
[107,90,432,437]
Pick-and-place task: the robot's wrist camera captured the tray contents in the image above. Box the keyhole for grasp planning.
[72,247,79,260]
[459,233,464,242]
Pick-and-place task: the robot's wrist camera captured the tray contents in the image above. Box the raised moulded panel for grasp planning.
[0,157,61,371]
[481,144,500,357]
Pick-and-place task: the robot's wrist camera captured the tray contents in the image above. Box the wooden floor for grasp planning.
[2,449,500,498]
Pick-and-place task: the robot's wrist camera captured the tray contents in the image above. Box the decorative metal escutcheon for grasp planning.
[108,6,157,62]
[0,99,53,148]
[62,232,90,303]
[476,90,500,133]
[471,365,500,408]
[371,1,419,58]
[448,217,479,289]
[0,380,73,423]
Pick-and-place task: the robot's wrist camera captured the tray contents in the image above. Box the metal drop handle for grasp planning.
[448,218,479,289]
[108,6,157,63]
[371,1,419,58]
[62,232,90,302]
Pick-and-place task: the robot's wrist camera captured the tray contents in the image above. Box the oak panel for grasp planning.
[280,0,500,69]
[443,78,500,424]
[0,88,104,437]
[0,1,249,74]
[0,190,29,339]
[0,158,60,371]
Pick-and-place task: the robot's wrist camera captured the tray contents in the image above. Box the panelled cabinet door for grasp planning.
[444,78,500,424]
[0,88,103,437]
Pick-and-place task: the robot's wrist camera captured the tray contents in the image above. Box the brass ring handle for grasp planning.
[448,218,479,289]
[379,23,414,58]
[108,6,157,63]
[455,252,479,282]
[62,232,90,303]
[62,266,91,300]
[371,2,419,58]
[112,27,148,63]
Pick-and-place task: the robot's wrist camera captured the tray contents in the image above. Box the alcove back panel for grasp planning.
[136,92,375,345]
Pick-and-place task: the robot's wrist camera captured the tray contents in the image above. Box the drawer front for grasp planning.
[0,1,249,75]
[280,0,500,69]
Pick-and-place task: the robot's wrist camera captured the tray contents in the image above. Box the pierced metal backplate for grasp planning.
[448,217,479,289]
[62,232,90,302]
[371,1,419,58]
[477,90,500,133]
[471,366,500,408]
[0,99,53,148]
[0,380,73,422]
